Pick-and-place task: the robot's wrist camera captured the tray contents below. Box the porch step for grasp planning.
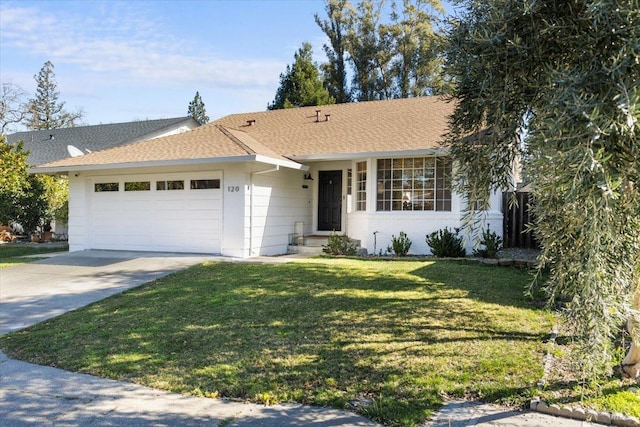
[287,235,363,255]
[287,245,325,255]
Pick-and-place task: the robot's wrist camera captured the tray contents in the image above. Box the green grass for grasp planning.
[0,259,553,426]
[0,243,68,268]
[538,338,640,418]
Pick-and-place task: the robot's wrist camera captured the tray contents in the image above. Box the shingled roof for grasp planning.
[6,116,199,166]
[35,97,455,171]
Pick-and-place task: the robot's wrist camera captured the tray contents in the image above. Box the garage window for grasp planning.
[124,181,151,191]
[190,179,220,190]
[157,180,185,191]
[95,182,119,192]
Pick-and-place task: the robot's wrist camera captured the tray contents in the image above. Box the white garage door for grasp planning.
[89,172,222,253]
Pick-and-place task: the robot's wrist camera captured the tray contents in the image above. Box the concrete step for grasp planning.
[287,245,325,255]
[303,235,330,247]
[287,235,364,256]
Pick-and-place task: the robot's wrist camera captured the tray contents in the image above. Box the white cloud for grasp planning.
[0,2,285,90]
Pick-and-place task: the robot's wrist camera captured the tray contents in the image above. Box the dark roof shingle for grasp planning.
[6,117,198,166]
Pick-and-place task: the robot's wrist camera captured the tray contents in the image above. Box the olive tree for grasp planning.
[444,0,640,379]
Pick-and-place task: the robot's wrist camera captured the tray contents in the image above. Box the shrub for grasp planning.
[323,232,358,256]
[426,227,466,257]
[389,231,412,256]
[474,227,503,258]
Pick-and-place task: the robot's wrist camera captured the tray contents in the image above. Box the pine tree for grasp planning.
[187,91,209,124]
[268,43,335,110]
[24,61,84,130]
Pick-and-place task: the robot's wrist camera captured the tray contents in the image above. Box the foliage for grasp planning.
[0,259,554,427]
[444,0,640,378]
[187,91,209,124]
[389,231,412,256]
[39,175,68,227]
[426,227,465,257]
[0,137,45,233]
[316,0,449,101]
[24,61,84,130]
[268,43,335,110]
[323,231,358,255]
[473,227,502,259]
[0,82,28,134]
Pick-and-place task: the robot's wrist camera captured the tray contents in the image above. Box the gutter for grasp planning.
[289,147,450,162]
[29,154,308,175]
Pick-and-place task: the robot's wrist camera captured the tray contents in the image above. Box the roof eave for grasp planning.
[30,154,307,174]
[291,147,450,161]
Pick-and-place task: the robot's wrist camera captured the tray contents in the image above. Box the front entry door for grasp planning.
[318,170,342,231]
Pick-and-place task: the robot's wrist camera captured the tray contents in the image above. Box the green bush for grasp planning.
[474,227,503,258]
[426,227,466,257]
[323,232,358,256]
[389,231,412,256]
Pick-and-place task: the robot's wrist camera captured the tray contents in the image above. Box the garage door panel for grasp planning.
[90,173,222,254]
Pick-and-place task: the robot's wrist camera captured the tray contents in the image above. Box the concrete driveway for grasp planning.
[0,250,219,334]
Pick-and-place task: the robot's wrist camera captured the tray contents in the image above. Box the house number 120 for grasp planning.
[227,186,240,192]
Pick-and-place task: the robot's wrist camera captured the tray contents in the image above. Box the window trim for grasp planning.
[94,182,119,192]
[376,156,452,212]
[355,161,367,211]
[190,179,221,190]
[124,181,151,191]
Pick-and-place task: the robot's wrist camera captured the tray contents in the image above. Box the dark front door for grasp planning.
[318,170,342,231]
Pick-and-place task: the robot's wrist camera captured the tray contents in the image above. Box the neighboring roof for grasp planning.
[6,117,199,166]
[34,97,455,172]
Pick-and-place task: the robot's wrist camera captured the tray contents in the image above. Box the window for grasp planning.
[347,169,352,196]
[156,180,185,191]
[376,157,452,211]
[190,179,220,190]
[94,182,119,192]
[124,181,150,191]
[356,161,367,211]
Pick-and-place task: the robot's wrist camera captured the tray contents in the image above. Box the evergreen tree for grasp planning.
[345,0,385,101]
[24,61,84,130]
[187,91,209,124]
[314,0,351,103]
[387,0,450,97]
[445,0,640,379]
[316,0,446,102]
[268,43,335,110]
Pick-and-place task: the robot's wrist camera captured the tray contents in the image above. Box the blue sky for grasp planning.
[1,0,453,130]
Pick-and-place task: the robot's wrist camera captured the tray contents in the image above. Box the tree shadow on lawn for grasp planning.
[0,259,551,426]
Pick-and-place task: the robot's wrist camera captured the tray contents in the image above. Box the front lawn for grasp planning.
[0,243,68,268]
[0,259,553,426]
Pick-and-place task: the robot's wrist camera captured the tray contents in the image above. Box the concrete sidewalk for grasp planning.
[0,350,378,427]
[0,250,600,426]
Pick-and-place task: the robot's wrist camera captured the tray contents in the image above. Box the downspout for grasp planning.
[249,166,280,256]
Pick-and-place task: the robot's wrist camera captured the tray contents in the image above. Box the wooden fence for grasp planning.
[502,191,539,249]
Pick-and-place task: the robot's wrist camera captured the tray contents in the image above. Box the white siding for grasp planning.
[249,168,312,256]
[67,175,88,253]
[341,157,504,255]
